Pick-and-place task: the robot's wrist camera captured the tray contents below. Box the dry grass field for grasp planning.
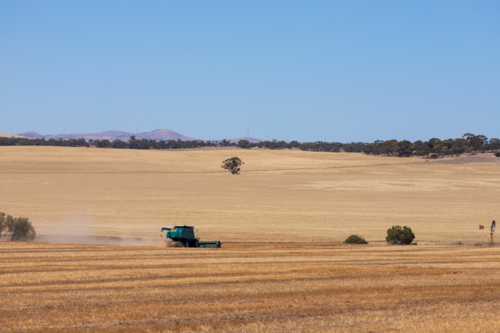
[1,146,500,332]
[0,146,499,243]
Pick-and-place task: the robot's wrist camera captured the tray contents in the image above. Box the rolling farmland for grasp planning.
[0,146,499,243]
[1,147,500,332]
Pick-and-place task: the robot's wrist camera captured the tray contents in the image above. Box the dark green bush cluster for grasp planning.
[344,234,368,244]
[0,212,36,241]
[386,225,415,245]
[365,133,500,158]
[221,157,244,174]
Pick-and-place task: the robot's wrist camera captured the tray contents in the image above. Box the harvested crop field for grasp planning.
[1,242,500,332]
[0,146,499,243]
[1,147,500,332]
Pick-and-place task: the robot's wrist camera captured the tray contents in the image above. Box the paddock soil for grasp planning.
[1,147,500,243]
[1,147,500,331]
[1,242,500,332]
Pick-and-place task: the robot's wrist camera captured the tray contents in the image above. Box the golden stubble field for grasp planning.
[1,146,500,332]
[0,146,499,243]
[1,242,500,332]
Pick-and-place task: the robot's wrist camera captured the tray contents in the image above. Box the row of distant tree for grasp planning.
[0,136,219,149]
[0,135,368,152]
[0,133,497,157]
[364,134,499,158]
[235,139,368,152]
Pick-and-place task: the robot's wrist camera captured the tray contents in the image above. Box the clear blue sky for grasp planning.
[1,1,499,142]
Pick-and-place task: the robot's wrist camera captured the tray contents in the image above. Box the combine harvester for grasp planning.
[161,225,221,248]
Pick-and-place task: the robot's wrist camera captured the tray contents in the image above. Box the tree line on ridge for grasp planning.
[0,133,498,158]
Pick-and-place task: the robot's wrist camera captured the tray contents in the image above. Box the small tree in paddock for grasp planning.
[386,225,415,245]
[495,152,500,157]
[9,217,36,241]
[221,157,244,174]
[0,212,36,241]
[344,235,368,244]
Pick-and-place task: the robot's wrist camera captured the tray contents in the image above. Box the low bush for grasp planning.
[0,212,36,241]
[386,225,415,245]
[344,234,368,244]
[495,151,500,157]
[0,212,5,234]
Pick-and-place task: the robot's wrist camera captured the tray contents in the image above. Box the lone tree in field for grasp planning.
[386,225,415,245]
[0,212,36,241]
[221,157,244,174]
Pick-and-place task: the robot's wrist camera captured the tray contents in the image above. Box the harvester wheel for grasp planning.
[192,239,199,248]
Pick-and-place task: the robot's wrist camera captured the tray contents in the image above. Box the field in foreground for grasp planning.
[1,146,500,244]
[1,241,500,332]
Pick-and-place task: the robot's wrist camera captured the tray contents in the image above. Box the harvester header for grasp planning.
[161,225,221,248]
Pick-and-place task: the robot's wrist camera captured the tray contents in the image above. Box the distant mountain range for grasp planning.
[0,132,28,139]
[15,129,266,143]
[18,129,197,141]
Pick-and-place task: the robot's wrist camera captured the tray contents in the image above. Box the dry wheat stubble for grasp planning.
[1,242,500,332]
[0,147,499,243]
[1,147,500,331]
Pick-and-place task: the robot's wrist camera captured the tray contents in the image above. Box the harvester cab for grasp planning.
[161,225,221,248]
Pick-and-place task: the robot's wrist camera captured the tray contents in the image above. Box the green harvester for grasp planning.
[161,225,221,248]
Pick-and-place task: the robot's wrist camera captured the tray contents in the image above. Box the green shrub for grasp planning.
[386,225,415,245]
[221,157,244,174]
[9,217,36,241]
[0,212,5,234]
[495,151,500,157]
[0,212,36,241]
[344,234,368,244]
